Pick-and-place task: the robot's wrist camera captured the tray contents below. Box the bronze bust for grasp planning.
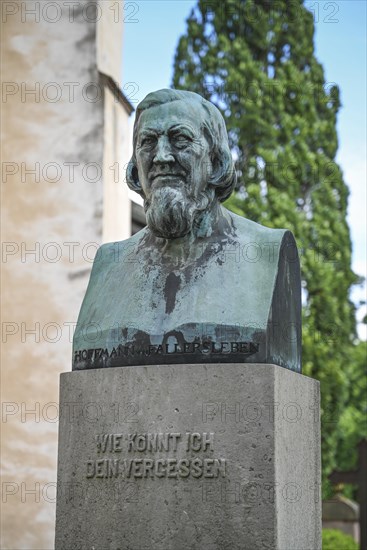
[73,89,301,371]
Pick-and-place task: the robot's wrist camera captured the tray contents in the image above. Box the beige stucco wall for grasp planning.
[103,86,132,243]
[99,0,132,242]
[97,0,124,85]
[1,1,131,548]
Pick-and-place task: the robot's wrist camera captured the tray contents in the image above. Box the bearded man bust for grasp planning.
[73,89,301,372]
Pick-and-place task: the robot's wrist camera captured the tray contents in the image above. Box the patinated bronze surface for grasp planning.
[73,89,301,371]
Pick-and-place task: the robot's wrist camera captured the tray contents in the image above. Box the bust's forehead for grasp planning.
[136,100,205,135]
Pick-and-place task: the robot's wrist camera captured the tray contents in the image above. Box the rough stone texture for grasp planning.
[55,363,321,549]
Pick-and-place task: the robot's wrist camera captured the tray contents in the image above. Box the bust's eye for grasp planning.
[172,134,190,147]
[140,136,156,147]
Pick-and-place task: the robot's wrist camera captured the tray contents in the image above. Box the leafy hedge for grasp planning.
[322,528,358,549]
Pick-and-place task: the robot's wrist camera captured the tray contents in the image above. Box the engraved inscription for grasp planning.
[86,457,226,479]
[75,341,260,362]
[86,432,226,479]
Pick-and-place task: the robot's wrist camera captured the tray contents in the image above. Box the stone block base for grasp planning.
[55,363,321,549]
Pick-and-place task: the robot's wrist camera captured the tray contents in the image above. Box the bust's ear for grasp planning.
[208,149,236,202]
[208,154,225,185]
[126,158,144,197]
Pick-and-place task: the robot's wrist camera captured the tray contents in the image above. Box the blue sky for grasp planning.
[122,0,366,337]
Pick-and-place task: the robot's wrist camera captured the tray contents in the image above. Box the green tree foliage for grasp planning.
[336,340,367,472]
[172,0,359,493]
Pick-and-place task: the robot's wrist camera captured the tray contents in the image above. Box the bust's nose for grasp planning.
[153,136,174,164]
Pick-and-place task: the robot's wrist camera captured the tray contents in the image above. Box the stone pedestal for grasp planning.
[55,363,321,550]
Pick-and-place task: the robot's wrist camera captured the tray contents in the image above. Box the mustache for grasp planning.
[149,169,186,181]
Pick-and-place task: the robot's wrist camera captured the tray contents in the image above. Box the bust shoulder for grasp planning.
[90,228,149,271]
[227,209,287,241]
[224,209,296,265]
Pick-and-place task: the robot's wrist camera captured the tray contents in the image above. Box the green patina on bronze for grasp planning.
[73,90,301,371]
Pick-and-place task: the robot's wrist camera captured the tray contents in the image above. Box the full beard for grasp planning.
[144,185,214,239]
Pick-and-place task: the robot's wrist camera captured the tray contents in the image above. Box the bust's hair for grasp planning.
[126,89,236,202]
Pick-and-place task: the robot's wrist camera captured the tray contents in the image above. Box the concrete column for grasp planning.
[55,363,321,550]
